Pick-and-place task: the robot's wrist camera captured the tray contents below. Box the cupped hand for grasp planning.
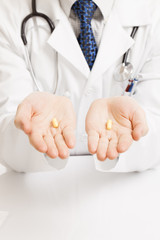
[14,92,76,159]
[85,96,148,161]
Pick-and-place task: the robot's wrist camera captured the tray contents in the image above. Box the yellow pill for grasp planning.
[106,120,112,130]
[52,118,59,128]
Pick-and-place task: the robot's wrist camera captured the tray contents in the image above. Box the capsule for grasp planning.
[106,120,112,130]
[52,118,59,128]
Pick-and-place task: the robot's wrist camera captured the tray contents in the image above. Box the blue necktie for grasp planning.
[72,0,98,70]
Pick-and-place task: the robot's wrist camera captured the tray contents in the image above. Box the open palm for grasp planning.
[15,92,76,159]
[85,96,148,161]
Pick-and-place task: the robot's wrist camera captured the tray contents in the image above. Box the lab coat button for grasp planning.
[64,91,71,98]
[85,87,95,96]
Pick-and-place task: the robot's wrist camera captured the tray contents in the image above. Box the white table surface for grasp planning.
[0,156,160,240]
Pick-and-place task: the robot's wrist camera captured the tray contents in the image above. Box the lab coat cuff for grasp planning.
[44,154,68,170]
[94,154,119,172]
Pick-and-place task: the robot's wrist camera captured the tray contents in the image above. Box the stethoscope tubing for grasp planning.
[21,0,57,92]
[21,0,55,45]
[122,26,139,64]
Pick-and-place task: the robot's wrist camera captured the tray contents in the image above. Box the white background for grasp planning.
[0,156,160,240]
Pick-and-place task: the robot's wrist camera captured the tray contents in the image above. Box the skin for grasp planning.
[14,93,148,160]
[85,96,148,161]
[14,92,76,159]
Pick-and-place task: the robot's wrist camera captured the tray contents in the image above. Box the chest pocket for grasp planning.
[102,25,151,98]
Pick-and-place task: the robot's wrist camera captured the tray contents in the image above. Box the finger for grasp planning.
[14,102,32,134]
[132,124,143,141]
[97,136,109,161]
[43,134,58,158]
[29,132,47,153]
[50,127,58,138]
[132,123,148,141]
[132,109,148,141]
[55,133,69,159]
[87,130,99,154]
[106,135,119,160]
[63,126,76,149]
[117,133,133,153]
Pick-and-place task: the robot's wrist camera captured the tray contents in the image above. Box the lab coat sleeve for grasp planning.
[95,15,160,172]
[0,26,67,172]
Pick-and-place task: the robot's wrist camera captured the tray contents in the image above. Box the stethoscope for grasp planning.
[114,26,139,95]
[21,0,55,92]
[114,27,138,82]
[21,0,139,94]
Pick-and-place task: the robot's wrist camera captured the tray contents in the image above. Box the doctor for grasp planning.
[0,0,160,172]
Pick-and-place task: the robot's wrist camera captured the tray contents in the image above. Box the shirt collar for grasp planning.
[59,0,115,20]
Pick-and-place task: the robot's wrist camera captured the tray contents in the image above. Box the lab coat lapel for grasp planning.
[90,11,134,80]
[90,0,151,81]
[47,0,151,81]
[47,19,90,78]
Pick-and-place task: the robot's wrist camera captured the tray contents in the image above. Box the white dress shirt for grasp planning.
[59,0,115,47]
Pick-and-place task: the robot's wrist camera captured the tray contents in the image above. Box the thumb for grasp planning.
[132,108,149,141]
[14,100,32,134]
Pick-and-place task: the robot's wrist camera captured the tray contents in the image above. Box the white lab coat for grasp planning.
[0,0,160,172]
